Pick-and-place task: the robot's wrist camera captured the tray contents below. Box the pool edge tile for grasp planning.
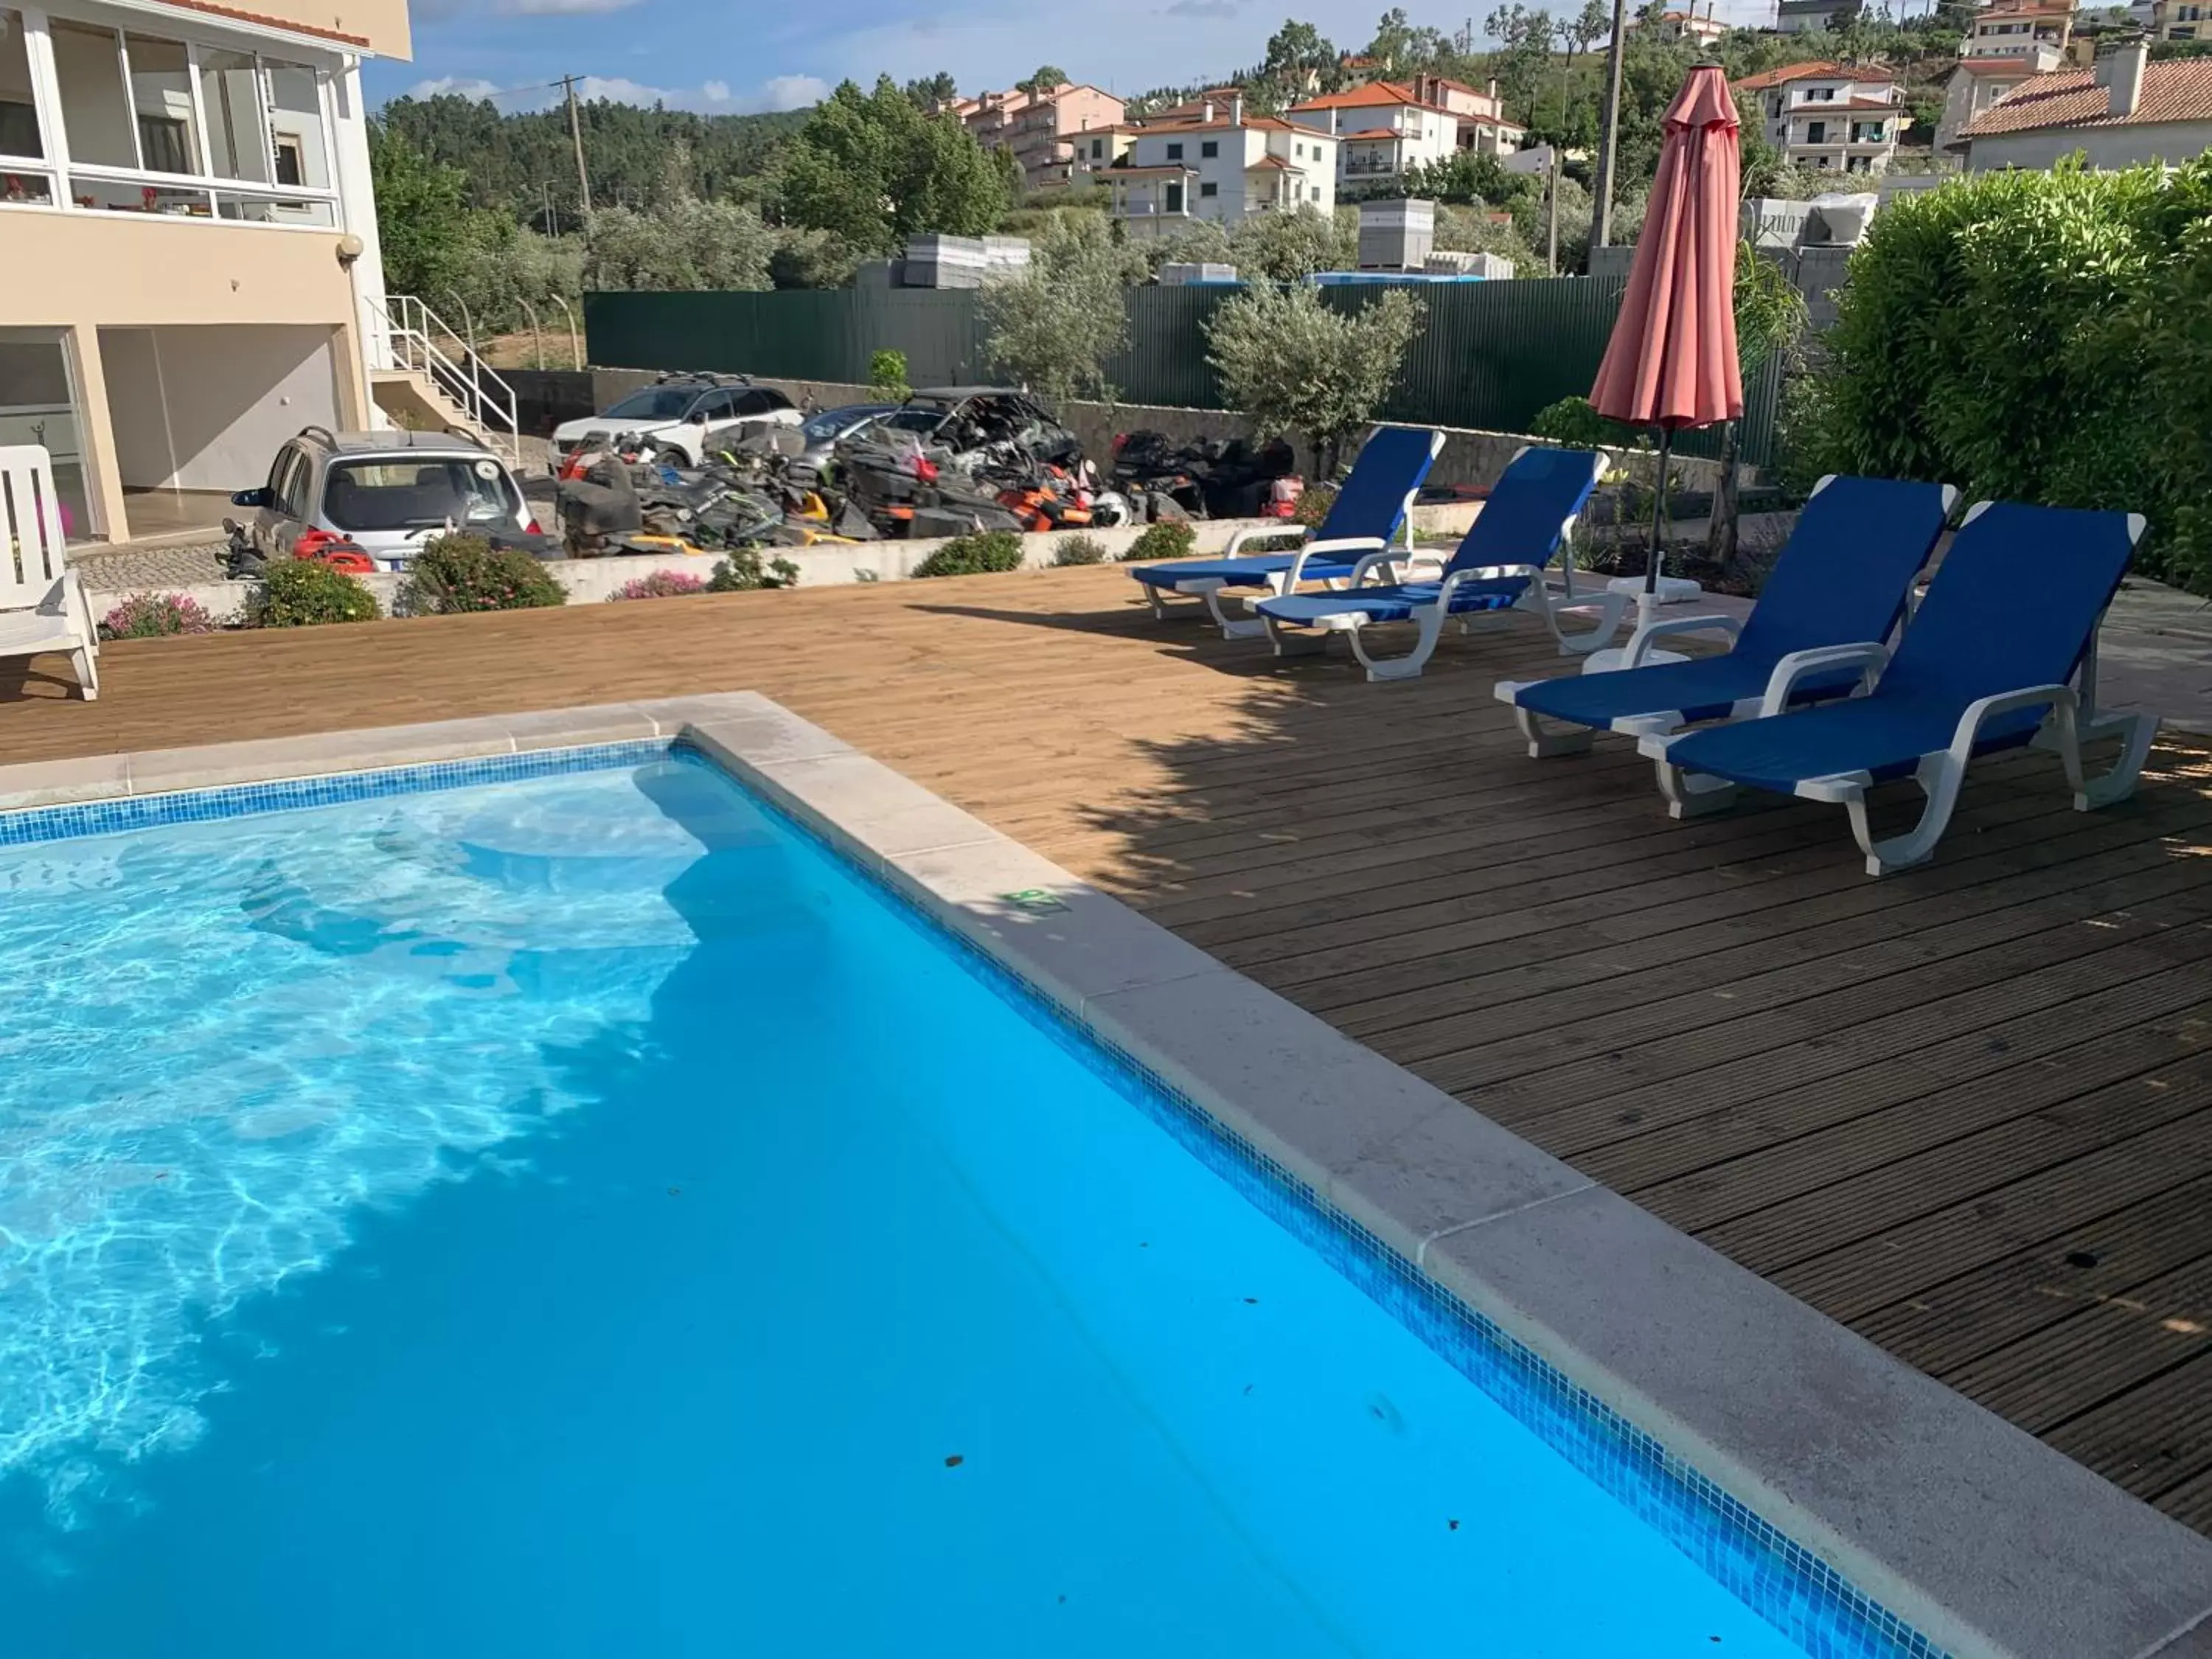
[0,753,133,810]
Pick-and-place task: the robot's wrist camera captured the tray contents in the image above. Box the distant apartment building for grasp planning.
[1961,41,2212,166]
[1635,5,1728,47]
[1776,0,1852,34]
[1285,77,1520,193]
[1935,42,2065,150]
[1963,0,2074,59]
[0,0,413,544]
[2152,0,2209,38]
[1733,61,1911,175]
[1102,94,1338,236]
[953,83,1126,191]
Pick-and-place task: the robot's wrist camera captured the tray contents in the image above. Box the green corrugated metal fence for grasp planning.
[583,277,1781,467]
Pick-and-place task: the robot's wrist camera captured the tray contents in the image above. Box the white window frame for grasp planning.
[0,1,342,229]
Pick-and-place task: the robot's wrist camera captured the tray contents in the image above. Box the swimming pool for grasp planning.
[0,742,1917,1658]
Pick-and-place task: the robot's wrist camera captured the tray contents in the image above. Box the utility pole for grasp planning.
[1593,0,1628,248]
[1547,146,1561,274]
[560,74,593,217]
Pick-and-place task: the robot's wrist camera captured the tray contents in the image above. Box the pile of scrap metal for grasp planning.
[1107,431,1304,523]
[552,428,873,558]
[830,387,1130,539]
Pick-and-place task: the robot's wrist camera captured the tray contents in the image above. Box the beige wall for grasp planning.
[240,0,411,58]
[0,212,370,538]
[1967,119,2212,169]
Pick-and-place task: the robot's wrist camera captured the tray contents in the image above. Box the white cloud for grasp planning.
[757,74,830,111]
[406,74,506,99]
[568,72,825,112]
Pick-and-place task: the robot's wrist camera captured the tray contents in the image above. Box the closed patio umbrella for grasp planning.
[1588,60,1743,614]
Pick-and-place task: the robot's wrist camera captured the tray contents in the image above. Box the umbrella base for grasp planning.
[1605,574,1705,605]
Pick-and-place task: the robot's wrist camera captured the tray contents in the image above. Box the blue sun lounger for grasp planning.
[1127,424,1444,639]
[1640,501,2160,876]
[1246,445,1609,681]
[1494,475,1957,795]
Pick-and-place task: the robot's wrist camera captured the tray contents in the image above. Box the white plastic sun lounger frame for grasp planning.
[0,444,98,701]
[1258,448,1622,681]
[1635,504,2159,877]
[1494,480,1963,782]
[1142,428,1447,641]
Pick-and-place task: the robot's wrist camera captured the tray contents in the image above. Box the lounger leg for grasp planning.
[1846,753,1966,877]
[1347,610,1447,683]
[1520,582,1632,657]
[72,646,98,701]
[1262,613,1330,658]
[1200,585,1267,640]
[1513,705,1593,758]
[2037,703,2159,810]
[1654,759,1738,818]
[1147,585,1169,621]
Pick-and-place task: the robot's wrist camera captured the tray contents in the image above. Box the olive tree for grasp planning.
[1204,283,1422,477]
[980,212,1132,403]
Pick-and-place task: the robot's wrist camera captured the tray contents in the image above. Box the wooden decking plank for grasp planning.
[1856,1173,2212,1377]
[1944,1248,2212,1432]
[2042,1348,2212,1506]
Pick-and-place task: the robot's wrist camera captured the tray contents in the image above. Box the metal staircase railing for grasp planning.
[365,293,521,465]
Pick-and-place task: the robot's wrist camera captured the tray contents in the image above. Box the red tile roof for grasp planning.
[1954,55,2046,74]
[1289,80,1455,116]
[1733,60,1895,91]
[1132,114,1295,133]
[1247,155,1295,170]
[1338,126,1406,139]
[158,0,369,46]
[1965,58,2212,134]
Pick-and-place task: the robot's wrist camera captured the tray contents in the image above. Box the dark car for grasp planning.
[796,403,901,468]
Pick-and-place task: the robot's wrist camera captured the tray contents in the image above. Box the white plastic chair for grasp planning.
[0,444,98,700]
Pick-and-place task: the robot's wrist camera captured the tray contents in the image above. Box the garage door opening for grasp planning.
[99,323,340,540]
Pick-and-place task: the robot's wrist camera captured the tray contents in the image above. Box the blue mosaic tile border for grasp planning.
[0,735,1949,1659]
[0,740,674,846]
[675,744,1954,1659]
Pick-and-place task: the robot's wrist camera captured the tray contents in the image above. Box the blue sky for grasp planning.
[364,0,1786,117]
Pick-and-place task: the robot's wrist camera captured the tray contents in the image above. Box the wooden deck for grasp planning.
[11,565,2212,1528]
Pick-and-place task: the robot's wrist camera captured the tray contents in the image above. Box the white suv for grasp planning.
[552,375,801,467]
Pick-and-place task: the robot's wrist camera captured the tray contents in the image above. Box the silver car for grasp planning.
[232,427,536,569]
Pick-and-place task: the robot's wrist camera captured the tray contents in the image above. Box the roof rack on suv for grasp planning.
[652,369,751,386]
[296,424,338,448]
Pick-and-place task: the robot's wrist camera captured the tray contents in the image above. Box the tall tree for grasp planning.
[1016,66,1069,95]
[902,72,959,109]
[779,77,1011,254]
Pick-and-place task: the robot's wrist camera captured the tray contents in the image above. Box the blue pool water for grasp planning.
[0,751,1823,1658]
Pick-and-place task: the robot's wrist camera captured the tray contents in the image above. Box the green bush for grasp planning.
[706,549,801,590]
[403,534,567,614]
[1804,159,2212,591]
[911,531,1024,579]
[1119,521,1197,563]
[869,349,910,400]
[251,559,380,627]
[1528,396,1634,451]
[1293,481,1337,529]
[1050,532,1108,566]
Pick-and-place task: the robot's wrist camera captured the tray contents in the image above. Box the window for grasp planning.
[0,10,44,161]
[49,21,135,168]
[1846,154,1871,172]
[1164,180,1183,212]
[198,49,265,181]
[1851,121,1883,142]
[125,35,198,176]
[1166,140,1183,159]
[1198,179,1217,196]
[264,60,329,189]
[1310,184,1321,200]
[321,458,518,534]
[269,445,309,518]
[0,329,93,537]
[1200,138,1217,157]
[1806,119,1826,142]
[1090,137,1103,158]
[1814,153,1832,167]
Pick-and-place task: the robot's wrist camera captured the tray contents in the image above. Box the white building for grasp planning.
[1962,41,2212,167]
[2152,0,2210,38]
[1104,97,1337,235]
[1286,77,1519,193]
[0,0,428,544]
[1775,0,1851,34]
[1935,44,2064,151]
[1963,0,2075,58]
[1638,6,1728,47]
[1733,61,1912,175]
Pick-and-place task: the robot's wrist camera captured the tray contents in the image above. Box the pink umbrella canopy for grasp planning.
[1589,63,1743,431]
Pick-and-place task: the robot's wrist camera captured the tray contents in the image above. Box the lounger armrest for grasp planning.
[1285,535,1387,588]
[1222,523,1309,559]
[1758,642,1889,717]
[37,571,98,655]
[1348,547,1446,585]
[1621,611,1741,669]
[1948,684,2076,765]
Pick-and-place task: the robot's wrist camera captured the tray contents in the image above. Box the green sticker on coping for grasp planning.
[1000,889,1069,914]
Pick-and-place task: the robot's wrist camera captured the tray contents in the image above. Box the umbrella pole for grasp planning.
[1644,422,1674,600]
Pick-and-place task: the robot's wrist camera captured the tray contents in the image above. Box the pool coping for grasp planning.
[5,692,2212,1659]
